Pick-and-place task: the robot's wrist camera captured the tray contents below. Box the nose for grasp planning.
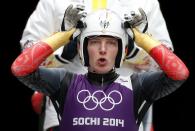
[99,41,106,55]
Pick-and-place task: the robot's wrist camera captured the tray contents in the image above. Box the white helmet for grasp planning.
[79,9,128,68]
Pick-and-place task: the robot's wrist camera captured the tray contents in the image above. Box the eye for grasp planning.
[90,40,99,44]
[88,38,101,45]
[107,40,118,46]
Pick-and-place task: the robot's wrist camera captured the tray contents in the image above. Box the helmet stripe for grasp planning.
[92,0,107,11]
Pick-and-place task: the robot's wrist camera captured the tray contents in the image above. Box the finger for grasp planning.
[71,8,80,16]
[138,8,147,21]
[130,11,136,16]
[80,11,87,17]
[77,12,87,20]
[76,4,85,11]
[66,4,73,14]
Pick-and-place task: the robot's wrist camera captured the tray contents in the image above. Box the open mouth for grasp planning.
[97,58,107,66]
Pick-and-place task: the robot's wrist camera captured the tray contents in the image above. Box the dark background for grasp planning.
[1,0,194,131]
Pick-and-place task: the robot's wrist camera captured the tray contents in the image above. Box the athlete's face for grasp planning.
[87,36,118,74]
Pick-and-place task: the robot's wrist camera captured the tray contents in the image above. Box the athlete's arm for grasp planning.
[132,28,189,112]
[133,28,189,81]
[11,29,75,95]
[11,29,75,76]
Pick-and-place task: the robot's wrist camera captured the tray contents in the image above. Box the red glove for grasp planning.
[31,91,45,114]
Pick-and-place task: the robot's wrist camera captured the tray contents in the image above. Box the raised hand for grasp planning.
[63,4,86,31]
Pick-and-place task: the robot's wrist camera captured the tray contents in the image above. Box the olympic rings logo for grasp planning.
[77,90,122,111]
